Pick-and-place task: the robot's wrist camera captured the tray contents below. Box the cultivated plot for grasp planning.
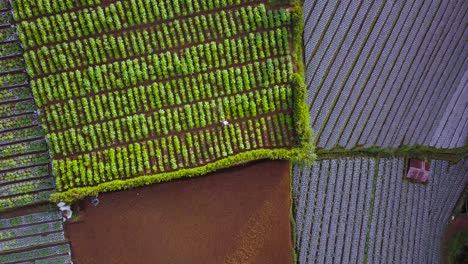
[12,0,312,202]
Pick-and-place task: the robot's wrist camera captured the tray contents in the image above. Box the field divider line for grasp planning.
[312,0,382,141]
[371,0,443,145]
[0,53,23,61]
[0,39,20,45]
[306,0,365,114]
[362,157,379,264]
[326,0,400,147]
[0,83,29,92]
[0,111,36,120]
[0,97,33,106]
[0,69,25,76]
[354,0,425,145]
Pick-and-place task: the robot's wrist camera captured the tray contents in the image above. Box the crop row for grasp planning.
[0,41,22,57]
[0,217,61,240]
[54,111,292,190]
[0,72,26,87]
[0,189,53,210]
[0,85,31,101]
[17,0,258,49]
[0,178,54,198]
[0,139,47,158]
[25,5,291,76]
[0,113,38,131]
[42,56,292,131]
[12,0,101,21]
[31,28,291,107]
[0,99,35,117]
[0,243,71,264]
[0,10,13,24]
[0,27,17,42]
[0,229,64,251]
[0,152,49,172]
[48,84,293,157]
[0,126,44,146]
[0,165,50,184]
[0,211,60,229]
[0,56,24,72]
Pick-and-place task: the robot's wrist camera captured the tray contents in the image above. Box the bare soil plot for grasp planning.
[65,159,293,264]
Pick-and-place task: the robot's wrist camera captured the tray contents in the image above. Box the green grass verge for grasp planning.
[447,231,468,264]
[50,147,315,203]
[317,145,468,162]
[289,0,316,168]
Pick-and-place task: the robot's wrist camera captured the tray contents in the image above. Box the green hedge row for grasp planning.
[51,146,303,203]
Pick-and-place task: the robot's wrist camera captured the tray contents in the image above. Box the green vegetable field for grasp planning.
[11,0,312,202]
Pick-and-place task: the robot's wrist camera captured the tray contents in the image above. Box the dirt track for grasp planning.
[65,159,293,264]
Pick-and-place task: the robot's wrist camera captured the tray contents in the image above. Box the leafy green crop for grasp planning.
[12,0,313,202]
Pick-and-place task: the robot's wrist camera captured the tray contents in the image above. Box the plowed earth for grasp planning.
[65,159,293,264]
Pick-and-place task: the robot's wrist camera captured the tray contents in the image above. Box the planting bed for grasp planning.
[65,159,293,264]
[12,0,312,202]
[0,1,55,211]
[0,209,72,263]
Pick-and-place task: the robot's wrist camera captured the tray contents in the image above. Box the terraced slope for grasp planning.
[0,0,55,210]
[302,0,468,149]
[0,209,72,263]
[293,158,468,263]
[12,0,312,202]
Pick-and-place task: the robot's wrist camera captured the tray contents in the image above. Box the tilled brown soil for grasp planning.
[65,159,293,264]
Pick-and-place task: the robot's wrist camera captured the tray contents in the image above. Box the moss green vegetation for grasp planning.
[317,144,468,163]
[12,0,313,202]
[447,231,468,264]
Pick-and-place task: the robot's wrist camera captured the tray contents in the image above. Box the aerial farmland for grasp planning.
[0,0,466,263]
